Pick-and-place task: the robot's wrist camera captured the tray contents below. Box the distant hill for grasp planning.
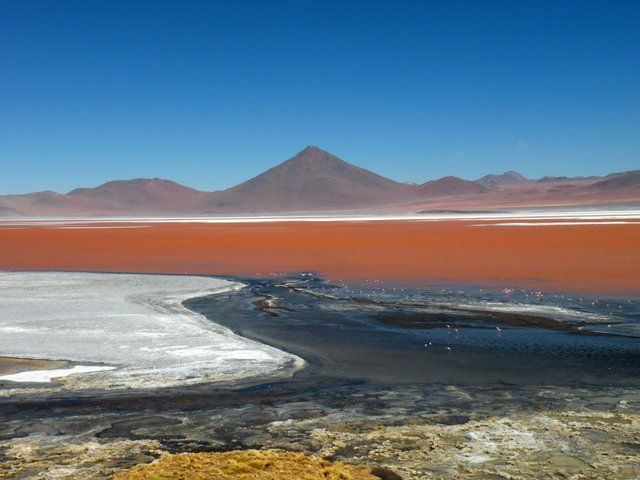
[536,175,601,183]
[417,176,490,197]
[0,180,205,215]
[0,190,83,216]
[68,178,204,212]
[476,171,529,187]
[200,146,415,212]
[584,171,640,192]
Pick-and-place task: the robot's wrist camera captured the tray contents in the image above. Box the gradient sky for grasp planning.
[1,1,639,194]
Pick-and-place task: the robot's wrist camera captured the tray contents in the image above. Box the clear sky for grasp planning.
[1,1,639,194]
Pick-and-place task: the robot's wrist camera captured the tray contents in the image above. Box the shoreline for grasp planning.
[1,206,640,224]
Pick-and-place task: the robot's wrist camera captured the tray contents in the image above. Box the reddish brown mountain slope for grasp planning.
[201,146,416,212]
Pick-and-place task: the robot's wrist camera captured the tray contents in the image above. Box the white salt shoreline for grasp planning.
[0,207,640,227]
[0,272,304,392]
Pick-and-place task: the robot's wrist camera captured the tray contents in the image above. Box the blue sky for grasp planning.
[1,1,639,194]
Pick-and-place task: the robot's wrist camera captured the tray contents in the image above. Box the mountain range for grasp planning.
[1,146,638,216]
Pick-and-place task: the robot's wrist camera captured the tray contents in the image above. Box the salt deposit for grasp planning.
[0,272,304,391]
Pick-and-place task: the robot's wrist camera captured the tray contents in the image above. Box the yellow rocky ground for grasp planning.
[111,449,379,480]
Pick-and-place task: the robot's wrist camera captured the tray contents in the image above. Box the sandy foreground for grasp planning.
[1,213,639,294]
[2,386,638,480]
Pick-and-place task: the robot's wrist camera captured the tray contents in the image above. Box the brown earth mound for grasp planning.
[111,449,380,480]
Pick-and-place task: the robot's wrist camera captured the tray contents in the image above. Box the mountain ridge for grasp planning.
[1,146,638,215]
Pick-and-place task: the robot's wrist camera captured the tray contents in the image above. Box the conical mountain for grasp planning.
[202,146,415,212]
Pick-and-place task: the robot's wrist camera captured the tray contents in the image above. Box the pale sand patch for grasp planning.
[0,365,115,383]
[0,357,69,376]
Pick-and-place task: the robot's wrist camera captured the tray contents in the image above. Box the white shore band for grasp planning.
[0,208,639,227]
[0,272,304,391]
